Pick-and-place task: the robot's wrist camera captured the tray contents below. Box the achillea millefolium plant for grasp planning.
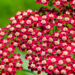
[0,0,75,75]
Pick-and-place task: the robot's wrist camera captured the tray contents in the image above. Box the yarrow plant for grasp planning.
[0,0,75,75]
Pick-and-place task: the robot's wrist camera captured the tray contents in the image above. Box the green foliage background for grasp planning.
[0,0,47,75]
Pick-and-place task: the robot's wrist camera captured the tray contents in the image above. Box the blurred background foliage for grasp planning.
[0,0,43,28]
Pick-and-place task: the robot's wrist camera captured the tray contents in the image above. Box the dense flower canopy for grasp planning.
[36,0,75,7]
[0,0,75,75]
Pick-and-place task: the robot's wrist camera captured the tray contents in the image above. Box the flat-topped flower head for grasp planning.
[0,0,75,74]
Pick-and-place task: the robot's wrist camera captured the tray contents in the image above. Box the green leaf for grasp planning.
[69,35,73,40]
[32,24,34,28]
[36,27,41,31]
[67,2,71,8]
[37,42,40,46]
[14,47,28,69]
[48,0,53,7]
[71,54,75,59]
[49,44,52,47]
[63,64,67,67]
[67,24,73,28]
[53,25,57,33]
[29,36,33,40]
[16,70,37,75]
[16,70,26,75]
[53,64,57,67]
[63,23,67,26]
[24,26,29,28]
[57,29,61,32]
[50,29,54,35]
[43,58,47,61]
[50,25,57,35]
[63,23,72,28]
[54,53,57,56]
[8,54,13,58]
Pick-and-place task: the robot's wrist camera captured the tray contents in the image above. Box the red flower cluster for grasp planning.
[0,29,23,75]
[0,0,75,75]
[36,0,49,5]
[36,0,75,7]
[53,0,75,8]
[0,28,6,40]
